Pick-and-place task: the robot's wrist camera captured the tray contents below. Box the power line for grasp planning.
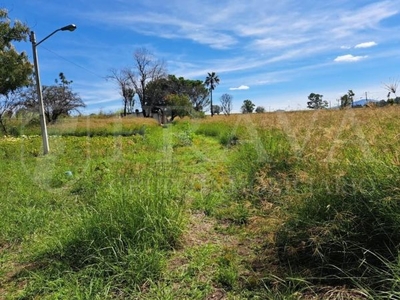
[40,45,107,80]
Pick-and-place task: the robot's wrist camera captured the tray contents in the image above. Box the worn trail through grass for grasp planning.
[138,130,270,299]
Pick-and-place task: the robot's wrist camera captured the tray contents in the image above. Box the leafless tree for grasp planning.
[220,93,233,116]
[22,73,85,123]
[123,48,167,116]
[0,92,22,134]
[107,69,135,116]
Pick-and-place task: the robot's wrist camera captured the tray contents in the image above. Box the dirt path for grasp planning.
[143,133,267,299]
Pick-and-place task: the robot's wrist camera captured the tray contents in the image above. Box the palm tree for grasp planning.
[205,72,220,117]
[384,80,398,99]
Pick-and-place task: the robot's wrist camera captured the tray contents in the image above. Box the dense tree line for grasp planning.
[108,47,219,121]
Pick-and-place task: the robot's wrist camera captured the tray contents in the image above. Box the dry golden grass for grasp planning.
[200,107,400,163]
[49,115,159,133]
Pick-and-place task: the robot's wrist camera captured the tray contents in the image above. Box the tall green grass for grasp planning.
[0,127,188,298]
[186,109,400,298]
[3,108,400,298]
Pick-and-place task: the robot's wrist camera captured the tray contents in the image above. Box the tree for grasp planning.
[255,106,266,113]
[124,47,167,116]
[340,90,355,109]
[107,69,135,116]
[183,79,209,111]
[205,72,220,117]
[212,105,221,115]
[0,91,24,134]
[220,93,233,116]
[165,94,192,121]
[0,9,33,134]
[241,99,255,113]
[144,74,210,120]
[384,80,398,104]
[307,93,328,109]
[0,9,32,96]
[149,75,209,112]
[22,73,85,123]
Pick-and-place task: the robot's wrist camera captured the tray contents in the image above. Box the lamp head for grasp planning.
[60,24,77,32]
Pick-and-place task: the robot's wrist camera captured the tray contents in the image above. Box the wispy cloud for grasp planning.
[11,0,400,113]
[334,54,368,62]
[230,85,249,90]
[355,41,377,48]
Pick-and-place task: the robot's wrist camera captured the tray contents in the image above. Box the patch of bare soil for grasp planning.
[181,212,236,248]
[206,288,226,300]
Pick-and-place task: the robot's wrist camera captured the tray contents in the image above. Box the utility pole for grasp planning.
[29,24,77,155]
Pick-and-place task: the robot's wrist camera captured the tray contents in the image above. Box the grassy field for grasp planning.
[1,107,400,299]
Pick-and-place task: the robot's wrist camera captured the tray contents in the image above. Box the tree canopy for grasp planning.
[22,73,85,123]
[307,93,328,109]
[255,106,266,113]
[145,74,209,120]
[112,48,214,119]
[205,72,220,117]
[241,99,255,113]
[0,9,32,96]
[340,90,354,109]
[0,9,33,134]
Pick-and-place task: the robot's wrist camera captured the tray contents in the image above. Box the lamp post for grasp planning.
[29,24,77,154]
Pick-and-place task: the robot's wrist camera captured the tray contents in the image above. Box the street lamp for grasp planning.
[29,24,77,154]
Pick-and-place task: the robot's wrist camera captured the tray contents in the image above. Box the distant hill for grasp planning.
[352,99,379,106]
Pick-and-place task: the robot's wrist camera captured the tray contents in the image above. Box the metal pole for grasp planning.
[30,31,50,155]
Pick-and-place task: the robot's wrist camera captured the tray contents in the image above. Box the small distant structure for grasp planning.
[122,106,166,124]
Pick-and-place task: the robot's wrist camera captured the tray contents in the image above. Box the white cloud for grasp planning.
[229,85,250,90]
[334,54,367,62]
[355,41,377,48]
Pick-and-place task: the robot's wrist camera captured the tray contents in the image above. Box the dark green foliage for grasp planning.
[241,99,255,113]
[340,90,355,108]
[145,74,209,118]
[255,106,266,113]
[0,9,33,134]
[0,9,32,96]
[307,93,328,109]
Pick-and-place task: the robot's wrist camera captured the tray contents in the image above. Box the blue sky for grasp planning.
[6,0,400,113]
